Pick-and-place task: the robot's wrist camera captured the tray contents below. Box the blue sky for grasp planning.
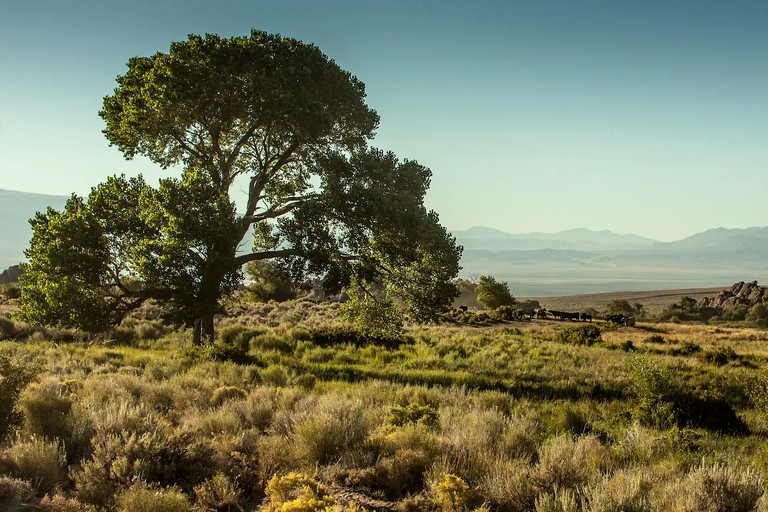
[1,0,766,241]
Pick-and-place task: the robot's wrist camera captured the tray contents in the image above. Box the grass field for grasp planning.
[1,297,768,511]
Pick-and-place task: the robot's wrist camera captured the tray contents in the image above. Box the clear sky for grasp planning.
[1,0,766,241]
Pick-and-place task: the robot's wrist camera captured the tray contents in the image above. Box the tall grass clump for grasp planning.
[661,463,763,512]
[0,346,41,440]
[7,436,67,495]
[114,483,193,512]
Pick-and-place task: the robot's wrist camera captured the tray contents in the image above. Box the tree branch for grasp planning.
[234,248,302,266]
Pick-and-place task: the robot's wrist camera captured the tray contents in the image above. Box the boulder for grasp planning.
[701,281,766,309]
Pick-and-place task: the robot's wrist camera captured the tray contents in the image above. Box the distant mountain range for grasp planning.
[0,189,68,271]
[1,189,766,296]
[453,226,768,295]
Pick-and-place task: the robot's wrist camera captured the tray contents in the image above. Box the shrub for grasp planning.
[534,488,580,512]
[432,473,481,512]
[114,483,194,512]
[531,435,607,493]
[194,472,242,511]
[671,341,701,356]
[747,304,768,328]
[646,335,665,344]
[36,493,85,512]
[665,463,763,512]
[7,436,67,496]
[554,325,602,346]
[0,476,35,504]
[293,400,371,465]
[627,357,746,432]
[74,427,213,507]
[210,386,247,407]
[261,365,290,387]
[584,469,653,512]
[18,382,73,440]
[703,346,737,366]
[386,403,439,427]
[0,347,42,440]
[545,403,591,437]
[478,458,537,512]
[262,473,336,512]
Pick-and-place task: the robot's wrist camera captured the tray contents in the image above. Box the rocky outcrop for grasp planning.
[701,281,766,309]
[0,264,22,284]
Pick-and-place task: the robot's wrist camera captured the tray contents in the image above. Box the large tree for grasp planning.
[18,31,461,342]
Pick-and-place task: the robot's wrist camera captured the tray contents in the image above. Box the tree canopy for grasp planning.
[475,275,516,310]
[18,30,462,342]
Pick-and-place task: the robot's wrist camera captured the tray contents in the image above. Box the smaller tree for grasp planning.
[605,299,635,317]
[475,275,516,310]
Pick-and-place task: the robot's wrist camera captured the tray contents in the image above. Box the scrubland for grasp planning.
[2,298,768,511]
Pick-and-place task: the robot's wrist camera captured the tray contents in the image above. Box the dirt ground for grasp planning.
[526,287,723,314]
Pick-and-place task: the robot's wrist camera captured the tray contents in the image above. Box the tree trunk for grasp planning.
[192,310,216,345]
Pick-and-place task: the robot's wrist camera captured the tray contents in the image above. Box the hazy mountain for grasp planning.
[0,189,68,270]
[660,227,768,252]
[455,225,768,296]
[452,226,658,251]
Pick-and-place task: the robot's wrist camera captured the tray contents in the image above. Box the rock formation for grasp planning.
[0,264,22,284]
[701,281,766,309]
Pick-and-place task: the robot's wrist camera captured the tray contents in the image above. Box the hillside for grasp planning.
[0,189,68,269]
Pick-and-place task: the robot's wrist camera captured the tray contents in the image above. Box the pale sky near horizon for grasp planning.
[1,0,766,242]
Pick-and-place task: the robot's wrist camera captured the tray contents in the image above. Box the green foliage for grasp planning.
[627,356,745,433]
[554,325,602,346]
[7,436,67,496]
[263,473,336,512]
[194,472,242,511]
[433,473,482,512]
[0,346,42,440]
[605,299,636,317]
[22,31,460,340]
[702,346,737,366]
[746,303,768,327]
[245,260,297,302]
[114,483,193,512]
[475,276,516,310]
[386,404,439,427]
[341,295,404,339]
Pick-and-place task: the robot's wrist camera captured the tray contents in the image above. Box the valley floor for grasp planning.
[1,299,768,511]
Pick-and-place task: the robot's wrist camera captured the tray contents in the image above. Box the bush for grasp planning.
[262,473,336,512]
[531,435,607,493]
[194,472,242,511]
[210,386,247,407]
[703,346,737,366]
[114,483,194,512]
[666,463,763,512]
[432,473,482,512]
[36,493,84,512]
[584,469,653,512]
[0,476,35,504]
[554,325,602,346]
[671,341,701,356]
[261,365,290,387]
[0,347,42,440]
[747,303,768,327]
[627,357,746,433]
[386,403,439,427]
[7,436,67,496]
